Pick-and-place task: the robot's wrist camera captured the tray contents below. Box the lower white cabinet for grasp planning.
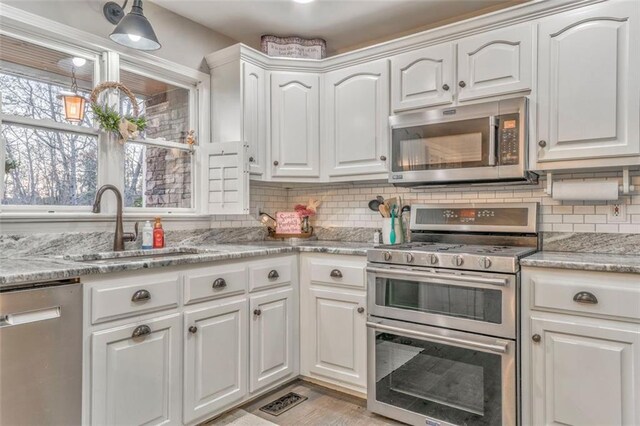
[91,313,182,426]
[529,316,640,426]
[302,288,366,389]
[249,287,295,392]
[183,298,247,424]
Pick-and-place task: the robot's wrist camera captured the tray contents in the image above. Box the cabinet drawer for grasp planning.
[309,259,365,289]
[183,264,247,304]
[91,275,180,324]
[249,257,294,292]
[528,268,640,321]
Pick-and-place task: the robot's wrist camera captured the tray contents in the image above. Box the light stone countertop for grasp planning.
[520,251,640,274]
[0,241,374,290]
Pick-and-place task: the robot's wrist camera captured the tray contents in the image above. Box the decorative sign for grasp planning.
[276,211,302,234]
[261,35,326,59]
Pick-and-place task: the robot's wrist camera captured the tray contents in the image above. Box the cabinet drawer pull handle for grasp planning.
[212,278,227,289]
[532,334,541,343]
[442,84,450,91]
[458,81,466,88]
[268,270,279,279]
[330,269,343,278]
[538,140,547,148]
[357,307,365,314]
[573,291,598,304]
[188,325,198,334]
[254,309,262,316]
[131,289,151,302]
[132,325,151,339]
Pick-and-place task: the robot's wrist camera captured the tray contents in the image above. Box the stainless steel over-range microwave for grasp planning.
[389,97,537,186]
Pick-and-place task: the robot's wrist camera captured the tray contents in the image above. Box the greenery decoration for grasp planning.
[90,81,147,142]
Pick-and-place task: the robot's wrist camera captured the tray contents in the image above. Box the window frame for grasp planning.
[0,18,210,219]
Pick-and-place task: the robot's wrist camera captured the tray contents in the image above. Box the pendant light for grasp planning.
[103,0,161,51]
[60,66,86,124]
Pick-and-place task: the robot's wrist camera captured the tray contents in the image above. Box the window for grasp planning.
[120,67,195,210]
[1,34,98,206]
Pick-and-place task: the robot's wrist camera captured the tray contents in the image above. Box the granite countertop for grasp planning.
[0,241,374,289]
[521,251,640,274]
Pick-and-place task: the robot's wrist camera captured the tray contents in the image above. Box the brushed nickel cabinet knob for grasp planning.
[532,334,541,343]
[357,307,365,314]
[254,309,262,316]
[188,326,198,334]
[273,160,279,166]
[538,140,547,148]
[458,81,466,88]
[380,155,387,161]
[442,84,450,91]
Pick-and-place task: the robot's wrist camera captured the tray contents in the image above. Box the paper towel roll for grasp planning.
[552,180,619,201]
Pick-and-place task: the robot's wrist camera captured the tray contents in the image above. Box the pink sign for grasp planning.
[276,212,302,234]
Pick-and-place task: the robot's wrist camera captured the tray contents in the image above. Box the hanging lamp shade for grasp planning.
[109,0,161,51]
[61,94,86,123]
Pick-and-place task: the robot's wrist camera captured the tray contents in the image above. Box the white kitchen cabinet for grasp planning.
[183,298,247,424]
[390,43,454,112]
[243,61,267,177]
[270,72,320,178]
[91,313,182,426]
[249,287,295,392]
[324,60,390,179]
[302,288,367,390]
[529,316,640,426]
[456,23,532,101]
[535,1,640,167]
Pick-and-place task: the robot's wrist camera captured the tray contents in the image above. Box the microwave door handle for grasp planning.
[488,116,497,166]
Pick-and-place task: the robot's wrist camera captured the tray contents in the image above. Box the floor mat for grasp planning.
[259,392,308,416]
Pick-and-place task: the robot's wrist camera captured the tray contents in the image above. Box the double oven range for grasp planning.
[366,203,538,426]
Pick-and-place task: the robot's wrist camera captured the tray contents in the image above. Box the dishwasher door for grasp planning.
[0,282,82,425]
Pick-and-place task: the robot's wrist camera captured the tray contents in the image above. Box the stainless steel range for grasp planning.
[366,203,538,426]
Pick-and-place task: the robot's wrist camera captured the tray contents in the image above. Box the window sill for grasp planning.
[0,211,217,224]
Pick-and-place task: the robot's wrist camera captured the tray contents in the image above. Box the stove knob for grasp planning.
[452,255,464,267]
[405,253,414,263]
[479,257,492,269]
[384,251,392,261]
[428,254,438,265]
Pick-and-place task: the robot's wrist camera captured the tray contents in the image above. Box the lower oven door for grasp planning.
[367,318,516,426]
[367,265,516,339]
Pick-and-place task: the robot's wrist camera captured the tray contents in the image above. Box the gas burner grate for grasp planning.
[259,392,308,416]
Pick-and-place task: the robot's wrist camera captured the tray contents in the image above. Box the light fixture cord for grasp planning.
[71,66,79,93]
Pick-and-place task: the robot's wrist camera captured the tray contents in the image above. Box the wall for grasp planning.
[0,0,236,72]
[287,172,640,234]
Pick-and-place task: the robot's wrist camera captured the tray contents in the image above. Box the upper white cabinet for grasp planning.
[324,60,390,178]
[535,1,640,167]
[243,62,267,177]
[91,313,182,426]
[456,23,532,101]
[270,72,321,178]
[390,43,454,112]
[183,298,247,424]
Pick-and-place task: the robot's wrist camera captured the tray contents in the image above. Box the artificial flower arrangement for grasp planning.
[294,199,321,233]
[90,81,147,143]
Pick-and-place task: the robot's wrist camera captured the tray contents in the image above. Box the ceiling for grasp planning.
[151,0,527,56]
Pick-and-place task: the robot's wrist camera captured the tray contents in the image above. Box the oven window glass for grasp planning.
[392,118,491,172]
[374,331,503,425]
[376,278,502,324]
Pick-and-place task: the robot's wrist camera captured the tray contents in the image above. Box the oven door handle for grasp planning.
[366,266,509,287]
[367,321,509,354]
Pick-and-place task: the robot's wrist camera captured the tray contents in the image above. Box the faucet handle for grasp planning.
[124,221,139,243]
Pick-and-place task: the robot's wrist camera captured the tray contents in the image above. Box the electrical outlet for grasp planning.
[608,203,627,223]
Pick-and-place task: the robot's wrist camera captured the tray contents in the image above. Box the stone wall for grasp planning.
[144,88,191,208]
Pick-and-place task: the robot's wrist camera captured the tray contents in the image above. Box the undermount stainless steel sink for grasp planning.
[65,247,213,264]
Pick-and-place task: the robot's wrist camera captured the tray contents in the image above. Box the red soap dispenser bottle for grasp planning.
[153,217,165,249]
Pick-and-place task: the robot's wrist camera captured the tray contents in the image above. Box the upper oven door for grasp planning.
[389,98,527,184]
[367,265,517,339]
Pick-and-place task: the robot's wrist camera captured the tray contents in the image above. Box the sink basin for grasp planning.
[65,247,212,264]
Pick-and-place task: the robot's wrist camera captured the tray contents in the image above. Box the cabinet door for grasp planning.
[324,60,389,178]
[243,61,266,178]
[530,316,640,426]
[390,43,454,112]
[270,72,320,178]
[183,299,247,424]
[249,287,294,392]
[203,141,250,215]
[536,2,640,163]
[91,314,181,426]
[457,23,532,101]
[302,288,367,390]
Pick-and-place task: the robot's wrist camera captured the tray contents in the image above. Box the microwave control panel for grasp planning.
[497,113,520,165]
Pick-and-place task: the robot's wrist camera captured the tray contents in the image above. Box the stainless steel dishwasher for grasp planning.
[0,281,82,425]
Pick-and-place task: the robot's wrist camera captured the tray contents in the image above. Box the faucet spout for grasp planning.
[92,184,138,251]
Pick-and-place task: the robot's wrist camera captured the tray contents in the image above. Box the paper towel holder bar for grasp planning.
[545,168,636,197]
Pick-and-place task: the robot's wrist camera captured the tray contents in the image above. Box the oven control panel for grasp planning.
[497,113,520,166]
